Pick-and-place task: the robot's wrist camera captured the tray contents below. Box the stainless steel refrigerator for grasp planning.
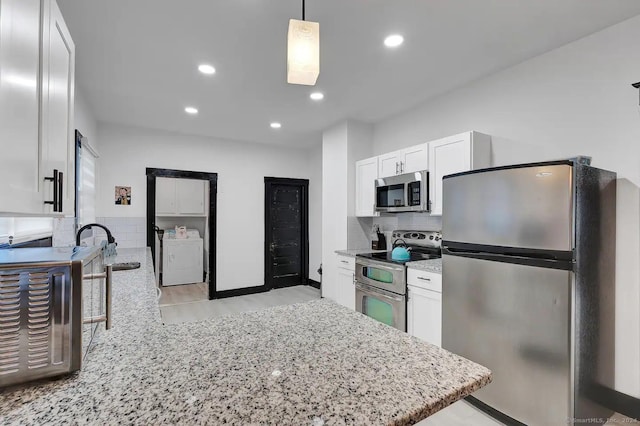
[441,159,616,425]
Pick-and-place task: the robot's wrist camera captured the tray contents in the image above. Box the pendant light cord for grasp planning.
[302,0,305,21]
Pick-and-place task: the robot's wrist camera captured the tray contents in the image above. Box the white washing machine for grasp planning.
[162,229,203,286]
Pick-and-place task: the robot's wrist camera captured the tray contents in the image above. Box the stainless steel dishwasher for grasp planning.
[0,246,112,388]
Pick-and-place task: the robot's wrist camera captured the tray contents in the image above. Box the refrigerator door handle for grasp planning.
[443,246,574,271]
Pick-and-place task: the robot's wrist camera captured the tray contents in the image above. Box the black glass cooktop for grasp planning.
[357,251,441,264]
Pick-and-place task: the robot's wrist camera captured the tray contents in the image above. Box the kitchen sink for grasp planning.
[111,262,141,271]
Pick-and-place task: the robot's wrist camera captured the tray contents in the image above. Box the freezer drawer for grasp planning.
[443,163,574,251]
[442,254,572,425]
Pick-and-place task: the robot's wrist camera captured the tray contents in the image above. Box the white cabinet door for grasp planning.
[336,267,355,310]
[176,178,205,215]
[40,0,74,215]
[378,151,401,178]
[401,143,428,174]
[0,0,44,214]
[355,156,379,217]
[156,177,176,214]
[428,133,472,216]
[407,285,442,347]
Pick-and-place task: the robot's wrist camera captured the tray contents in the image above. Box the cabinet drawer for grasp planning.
[336,255,355,271]
[407,268,442,292]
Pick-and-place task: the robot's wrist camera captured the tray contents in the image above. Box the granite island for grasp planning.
[0,248,491,425]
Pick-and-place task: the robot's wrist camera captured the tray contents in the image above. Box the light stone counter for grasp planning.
[0,248,490,425]
[406,258,443,274]
[334,248,387,257]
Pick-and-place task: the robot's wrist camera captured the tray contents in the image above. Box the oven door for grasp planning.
[355,282,406,331]
[356,258,406,295]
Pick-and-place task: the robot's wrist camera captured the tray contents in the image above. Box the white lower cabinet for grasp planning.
[335,255,355,310]
[407,268,442,347]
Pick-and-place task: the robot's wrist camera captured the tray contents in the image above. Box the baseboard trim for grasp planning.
[215,285,267,299]
[308,279,321,289]
[589,384,640,420]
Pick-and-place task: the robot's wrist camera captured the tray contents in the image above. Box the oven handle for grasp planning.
[355,260,404,273]
[355,281,404,302]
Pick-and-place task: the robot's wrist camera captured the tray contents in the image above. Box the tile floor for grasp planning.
[157,284,638,426]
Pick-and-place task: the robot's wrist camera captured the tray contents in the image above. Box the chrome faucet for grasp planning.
[76,223,116,246]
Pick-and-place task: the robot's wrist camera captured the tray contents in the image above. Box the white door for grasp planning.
[378,152,400,178]
[428,134,471,215]
[176,178,205,215]
[401,143,428,174]
[163,239,203,285]
[156,177,176,214]
[407,285,442,347]
[336,268,355,310]
[0,0,44,214]
[41,0,75,215]
[355,157,378,217]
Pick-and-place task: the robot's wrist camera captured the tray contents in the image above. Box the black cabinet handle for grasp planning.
[44,169,59,212]
[58,172,63,212]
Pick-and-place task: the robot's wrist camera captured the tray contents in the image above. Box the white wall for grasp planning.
[96,122,319,292]
[75,89,98,150]
[373,15,640,397]
[308,143,322,282]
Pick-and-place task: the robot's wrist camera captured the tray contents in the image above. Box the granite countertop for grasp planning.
[335,248,388,257]
[1,248,490,425]
[406,258,442,274]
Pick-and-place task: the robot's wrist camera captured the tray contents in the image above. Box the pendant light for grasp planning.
[287,0,319,86]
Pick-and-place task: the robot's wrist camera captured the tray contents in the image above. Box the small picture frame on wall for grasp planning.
[115,186,131,205]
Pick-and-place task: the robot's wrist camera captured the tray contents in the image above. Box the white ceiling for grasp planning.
[58,0,640,148]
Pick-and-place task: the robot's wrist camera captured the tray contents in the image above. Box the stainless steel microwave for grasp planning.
[375,170,429,213]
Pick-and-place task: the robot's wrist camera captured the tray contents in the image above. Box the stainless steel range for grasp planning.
[355,230,441,331]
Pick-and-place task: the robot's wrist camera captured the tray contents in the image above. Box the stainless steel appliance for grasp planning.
[356,230,441,331]
[375,170,429,213]
[441,159,616,425]
[0,246,112,388]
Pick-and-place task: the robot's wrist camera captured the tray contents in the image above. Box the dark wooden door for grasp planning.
[265,178,309,289]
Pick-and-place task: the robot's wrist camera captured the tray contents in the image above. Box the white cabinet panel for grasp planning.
[156,177,176,214]
[336,267,355,310]
[176,179,205,215]
[407,268,442,292]
[335,255,355,310]
[0,0,75,216]
[428,131,490,215]
[0,0,43,214]
[378,151,401,178]
[355,156,379,217]
[401,143,428,174]
[407,285,442,347]
[41,0,74,215]
[156,177,206,216]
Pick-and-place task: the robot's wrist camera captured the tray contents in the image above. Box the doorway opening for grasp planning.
[264,177,309,290]
[146,168,217,301]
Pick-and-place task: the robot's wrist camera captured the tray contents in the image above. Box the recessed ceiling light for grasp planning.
[185,107,198,114]
[198,64,216,75]
[384,34,404,48]
[310,92,324,101]
[270,122,282,129]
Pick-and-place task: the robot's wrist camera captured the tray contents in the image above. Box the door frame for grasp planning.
[264,177,309,291]
[146,168,217,300]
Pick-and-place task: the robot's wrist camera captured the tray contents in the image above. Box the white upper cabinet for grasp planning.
[176,179,206,215]
[41,0,75,216]
[156,177,206,216]
[355,156,379,217]
[0,0,45,214]
[428,131,490,215]
[0,0,75,216]
[377,144,428,178]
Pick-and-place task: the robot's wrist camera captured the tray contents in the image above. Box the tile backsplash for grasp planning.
[53,217,147,248]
